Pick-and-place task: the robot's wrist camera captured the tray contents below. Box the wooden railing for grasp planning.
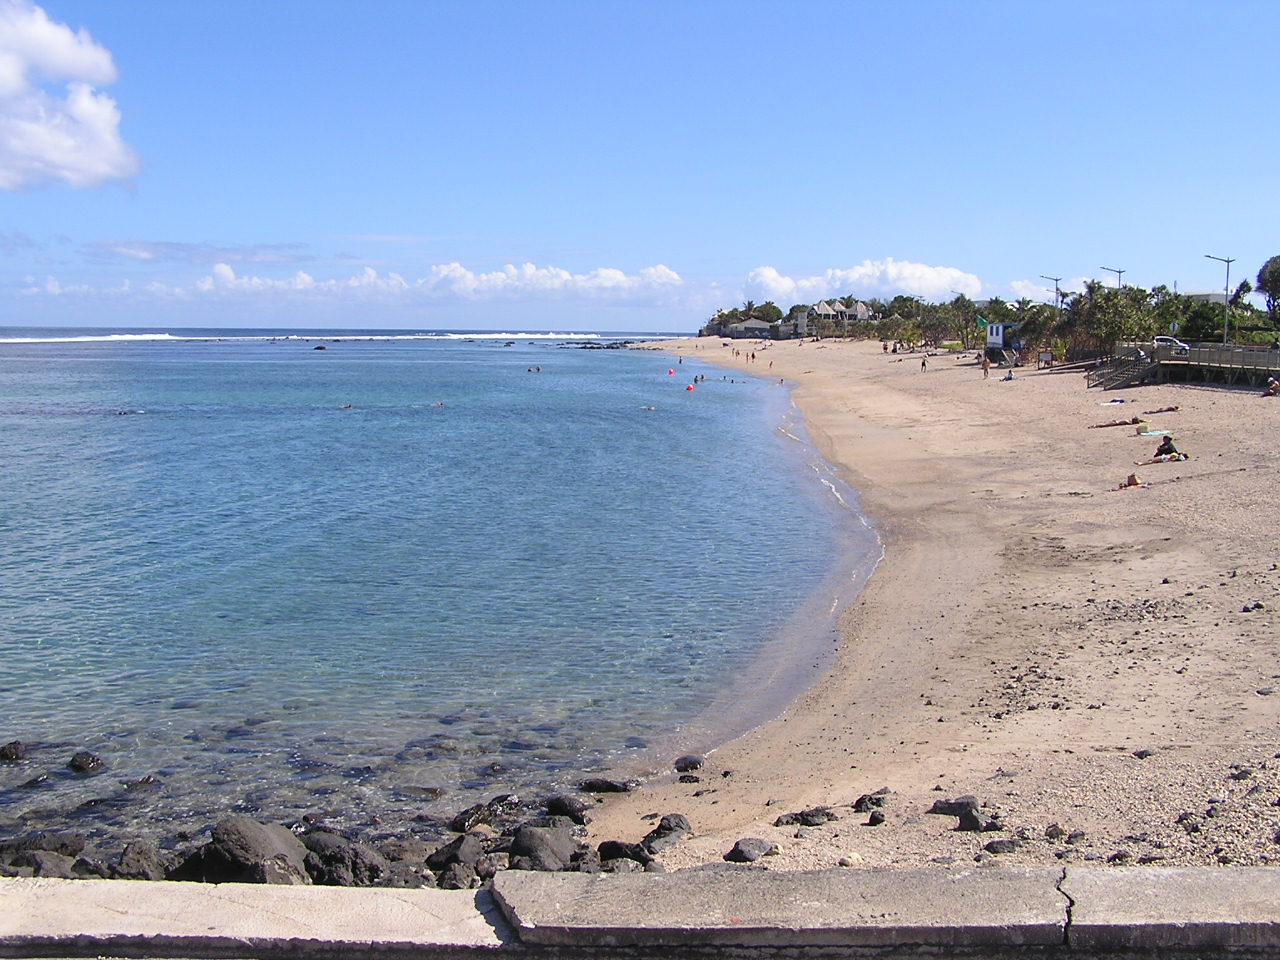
[1087,348,1157,389]
[1119,341,1279,368]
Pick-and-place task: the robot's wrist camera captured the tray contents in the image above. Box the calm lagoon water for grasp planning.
[0,328,877,840]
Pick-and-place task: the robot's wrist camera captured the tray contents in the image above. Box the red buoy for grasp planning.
[686,384,694,391]
[668,369,675,375]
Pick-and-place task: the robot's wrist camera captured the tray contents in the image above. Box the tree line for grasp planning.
[706,257,1280,357]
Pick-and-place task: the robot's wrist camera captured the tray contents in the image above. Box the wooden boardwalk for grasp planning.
[1156,343,1280,387]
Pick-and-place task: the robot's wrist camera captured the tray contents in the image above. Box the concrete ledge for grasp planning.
[0,877,510,957]
[1063,865,1280,951]
[6,867,1280,958]
[490,866,1067,947]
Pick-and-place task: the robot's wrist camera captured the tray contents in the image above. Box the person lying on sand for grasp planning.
[1089,416,1143,428]
[1134,452,1188,465]
[1142,406,1180,414]
[1112,473,1151,490]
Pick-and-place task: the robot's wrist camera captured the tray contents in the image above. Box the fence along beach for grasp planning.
[591,337,1280,869]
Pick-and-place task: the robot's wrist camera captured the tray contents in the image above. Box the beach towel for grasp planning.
[1136,429,1173,437]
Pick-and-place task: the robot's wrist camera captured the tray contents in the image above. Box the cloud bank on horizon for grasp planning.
[0,0,138,190]
[23,256,989,316]
[745,260,982,305]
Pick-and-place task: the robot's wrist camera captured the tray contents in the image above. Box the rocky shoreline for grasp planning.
[7,733,1279,887]
[0,744,750,888]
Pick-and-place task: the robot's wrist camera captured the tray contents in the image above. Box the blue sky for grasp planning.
[2,0,1276,331]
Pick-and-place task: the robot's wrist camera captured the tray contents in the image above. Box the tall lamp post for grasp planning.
[1205,254,1234,344]
[1040,274,1062,318]
[1101,266,1125,289]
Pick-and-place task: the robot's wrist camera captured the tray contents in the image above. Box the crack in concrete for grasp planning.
[1056,867,1075,946]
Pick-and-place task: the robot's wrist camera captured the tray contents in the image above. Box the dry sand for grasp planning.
[585,337,1279,871]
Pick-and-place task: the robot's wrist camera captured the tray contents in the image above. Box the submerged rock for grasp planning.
[578,777,634,793]
[68,751,105,775]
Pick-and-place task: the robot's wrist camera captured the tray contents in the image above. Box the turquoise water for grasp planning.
[0,329,876,840]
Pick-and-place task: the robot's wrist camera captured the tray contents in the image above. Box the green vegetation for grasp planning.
[701,256,1280,356]
[1257,256,1280,328]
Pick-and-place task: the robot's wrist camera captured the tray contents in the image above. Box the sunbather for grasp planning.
[1089,416,1143,428]
[1111,473,1149,490]
[1134,452,1188,465]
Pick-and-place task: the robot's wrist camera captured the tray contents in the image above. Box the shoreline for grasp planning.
[589,337,1280,869]
[3,335,1277,882]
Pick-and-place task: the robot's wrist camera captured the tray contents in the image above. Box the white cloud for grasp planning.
[743,258,982,304]
[83,239,313,265]
[421,261,681,299]
[0,0,138,190]
[49,261,680,305]
[195,262,327,293]
[83,240,313,267]
[1009,279,1054,302]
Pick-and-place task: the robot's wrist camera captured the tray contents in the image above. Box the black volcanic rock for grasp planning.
[724,838,774,863]
[673,755,705,773]
[171,817,311,885]
[426,834,484,872]
[111,840,170,881]
[0,831,87,858]
[578,777,633,793]
[68,751,104,775]
[642,814,692,854]
[545,793,594,825]
[597,840,653,865]
[509,823,576,871]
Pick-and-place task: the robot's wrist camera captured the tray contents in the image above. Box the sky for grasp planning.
[1,0,1277,332]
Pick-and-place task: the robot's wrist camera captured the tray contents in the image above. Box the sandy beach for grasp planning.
[588,338,1280,870]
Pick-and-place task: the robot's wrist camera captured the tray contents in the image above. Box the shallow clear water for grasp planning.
[0,329,876,841]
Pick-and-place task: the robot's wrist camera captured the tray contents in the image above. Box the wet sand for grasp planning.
[589,338,1280,869]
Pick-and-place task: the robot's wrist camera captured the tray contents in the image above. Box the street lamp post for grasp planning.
[1100,266,1125,289]
[1041,275,1063,359]
[1040,274,1062,315]
[1205,254,1235,344]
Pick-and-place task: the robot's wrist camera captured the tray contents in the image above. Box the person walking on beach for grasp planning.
[920,355,928,372]
[981,354,991,379]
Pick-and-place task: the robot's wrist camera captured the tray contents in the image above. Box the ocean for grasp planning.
[0,327,878,842]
